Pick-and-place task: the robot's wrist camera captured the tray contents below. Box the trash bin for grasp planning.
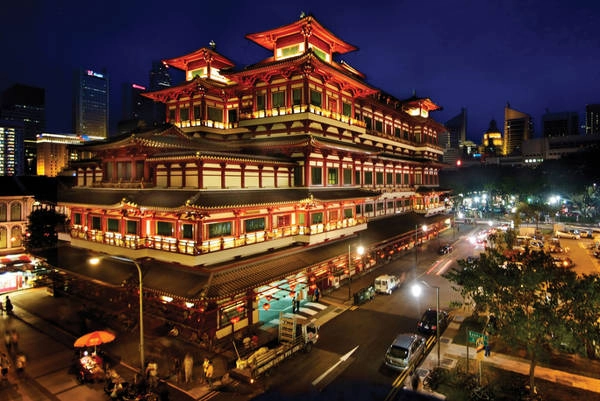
[353,285,375,305]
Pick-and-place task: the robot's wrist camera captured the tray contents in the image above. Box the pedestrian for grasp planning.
[4,330,11,352]
[5,296,13,315]
[145,360,159,389]
[183,353,193,384]
[295,298,300,313]
[314,287,320,302]
[1,352,10,380]
[484,334,491,357]
[10,329,19,353]
[172,356,181,383]
[205,359,214,389]
[291,296,296,313]
[15,352,26,377]
[0,299,3,315]
[202,357,209,384]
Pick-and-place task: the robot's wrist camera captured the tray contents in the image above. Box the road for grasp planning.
[256,225,480,400]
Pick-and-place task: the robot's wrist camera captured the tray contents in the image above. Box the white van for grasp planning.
[374,274,399,295]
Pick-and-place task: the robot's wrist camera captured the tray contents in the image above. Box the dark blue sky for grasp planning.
[2,0,599,142]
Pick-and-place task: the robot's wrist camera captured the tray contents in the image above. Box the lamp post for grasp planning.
[412,281,440,367]
[89,255,145,371]
[347,244,365,301]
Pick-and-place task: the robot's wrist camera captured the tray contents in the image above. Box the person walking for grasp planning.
[314,287,320,302]
[4,331,11,353]
[5,296,13,316]
[183,353,193,384]
[205,359,214,389]
[172,356,181,384]
[10,329,19,353]
[15,352,26,378]
[202,357,210,384]
[0,352,10,381]
[145,360,159,390]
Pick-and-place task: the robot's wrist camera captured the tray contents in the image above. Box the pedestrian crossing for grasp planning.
[267,301,328,326]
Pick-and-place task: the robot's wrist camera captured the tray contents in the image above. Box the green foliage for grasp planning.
[444,249,580,392]
[24,207,66,251]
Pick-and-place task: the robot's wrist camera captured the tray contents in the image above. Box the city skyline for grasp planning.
[2,0,599,141]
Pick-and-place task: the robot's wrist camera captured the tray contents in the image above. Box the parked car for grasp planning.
[555,230,581,239]
[438,244,454,254]
[384,333,426,372]
[417,308,450,336]
[353,285,375,305]
[553,257,574,268]
[580,230,594,239]
[374,274,400,295]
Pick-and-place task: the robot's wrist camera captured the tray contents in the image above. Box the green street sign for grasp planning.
[468,330,482,343]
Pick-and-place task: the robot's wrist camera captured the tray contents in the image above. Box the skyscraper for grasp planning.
[1,84,45,175]
[585,104,600,135]
[542,110,579,137]
[503,103,533,155]
[0,120,25,176]
[444,107,467,146]
[148,61,171,126]
[73,68,109,138]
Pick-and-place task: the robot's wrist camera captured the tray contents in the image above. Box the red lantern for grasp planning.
[289,291,296,298]
[328,274,334,281]
[289,284,296,291]
[230,316,240,324]
[263,303,271,311]
[236,305,245,313]
[344,269,349,275]
[266,295,272,301]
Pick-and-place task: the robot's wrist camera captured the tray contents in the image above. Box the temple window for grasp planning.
[404,173,409,184]
[354,170,361,185]
[244,217,265,233]
[403,130,409,140]
[126,220,138,235]
[311,212,323,224]
[342,102,351,117]
[91,216,101,230]
[343,168,352,185]
[193,104,201,120]
[228,109,238,123]
[343,208,353,219]
[256,93,266,110]
[277,44,302,60]
[277,215,290,227]
[272,91,286,108]
[292,88,302,105]
[377,202,384,211]
[386,172,393,185]
[181,223,193,239]
[364,116,372,130]
[168,108,176,121]
[310,90,322,107]
[395,127,401,138]
[311,166,322,185]
[328,210,338,221]
[117,162,132,180]
[0,227,6,248]
[74,213,82,225]
[396,173,402,185]
[180,106,189,121]
[189,67,206,80]
[327,168,338,185]
[376,172,384,185]
[364,171,373,185]
[375,120,383,132]
[309,45,329,62]
[365,204,374,213]
[157,221,174,236]
[415,173,422,185]
[208,221,232,238]
[207,106,223,122]
[107,218,119,232]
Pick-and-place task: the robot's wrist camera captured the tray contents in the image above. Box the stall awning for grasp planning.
[0,254,32,266]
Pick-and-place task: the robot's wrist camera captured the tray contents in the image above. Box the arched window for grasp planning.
[10,203,22,221]
[0,227,7,248]
[11,226,22,247]
[0,204,6,222]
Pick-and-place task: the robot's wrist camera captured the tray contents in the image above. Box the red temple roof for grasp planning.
[163,47,235,72]
[246,15,357,54]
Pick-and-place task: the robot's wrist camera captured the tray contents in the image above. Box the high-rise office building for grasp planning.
[585,104,600,135]
[36,133,86,177]
[482,119,503,156]
[1,84,45,175]
[73,68,109,138]
[444,107,467,147]
[148,61,171,126]
[118,83,157,134]
[503,103,533,155]
[0,120,25,176]
[542,110,579,137]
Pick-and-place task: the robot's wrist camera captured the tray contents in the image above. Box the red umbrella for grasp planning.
[74,330,116,348]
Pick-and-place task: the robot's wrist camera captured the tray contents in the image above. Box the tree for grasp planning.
[24,207,66,251]
[445,249,578,394]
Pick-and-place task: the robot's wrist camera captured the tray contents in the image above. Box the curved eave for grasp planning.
[142,77,233,103]
[163,47,236,71]
[147,150,296,165]
[245,16,357,54]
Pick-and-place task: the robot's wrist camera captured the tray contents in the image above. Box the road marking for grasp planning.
[311,345,359,386]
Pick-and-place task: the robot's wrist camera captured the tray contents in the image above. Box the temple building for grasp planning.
[56,15,449,341]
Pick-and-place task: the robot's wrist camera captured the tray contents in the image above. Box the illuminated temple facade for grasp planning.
[59,15,448,339]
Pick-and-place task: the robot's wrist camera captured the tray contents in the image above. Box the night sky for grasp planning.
[2,0,599,142]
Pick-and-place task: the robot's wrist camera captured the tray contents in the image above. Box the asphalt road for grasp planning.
[254,225,480,400]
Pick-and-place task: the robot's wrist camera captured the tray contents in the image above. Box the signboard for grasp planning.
[468,330,482,343]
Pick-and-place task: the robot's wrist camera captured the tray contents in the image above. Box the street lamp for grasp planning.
[415,224,428,268]
[347,244,365,301]
[89,255,145,371]
[411,280,440,367]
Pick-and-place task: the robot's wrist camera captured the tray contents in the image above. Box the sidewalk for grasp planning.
[417,312,600,395]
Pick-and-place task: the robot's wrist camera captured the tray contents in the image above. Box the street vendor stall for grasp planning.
[73,330,115,383]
